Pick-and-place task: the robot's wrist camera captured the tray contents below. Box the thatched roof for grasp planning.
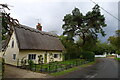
[2,35,11,51]
[14,25,65,51]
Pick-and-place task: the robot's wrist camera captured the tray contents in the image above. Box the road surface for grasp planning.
[56,58,118,78]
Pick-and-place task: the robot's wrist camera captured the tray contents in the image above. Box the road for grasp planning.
[56,58,118,78]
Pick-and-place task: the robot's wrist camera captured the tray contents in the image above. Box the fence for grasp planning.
[17,59,93,73]
[95,54,106,58]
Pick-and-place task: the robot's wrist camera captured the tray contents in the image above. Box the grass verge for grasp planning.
[114,58,120,61]
[50,61,96,76]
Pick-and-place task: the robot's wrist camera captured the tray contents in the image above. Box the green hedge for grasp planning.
[81,51,95,61]
[116,49,120,55]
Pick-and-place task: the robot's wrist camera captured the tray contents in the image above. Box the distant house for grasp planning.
[3,24,65,66]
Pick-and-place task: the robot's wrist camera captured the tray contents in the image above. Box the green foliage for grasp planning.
[116,50,120,55]
[59,35,82,60]
[60,4,106,60]
[50,61,95,76]
[108,30,120,51]
[81,51,95,61]
[62,4,106,48]
[28,60,34,68]
[115,58,120,61]
[2,13,8,40]
[38,55,43,64]
[49,53,54,63]
[92,41,115,55]
[1,5,19,40]
[21,59,27,67]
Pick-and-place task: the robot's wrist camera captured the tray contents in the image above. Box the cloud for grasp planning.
[1,0,119,42]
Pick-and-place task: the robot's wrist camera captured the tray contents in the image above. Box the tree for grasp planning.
[0,4,19,40]
[108,30,120,54]
[59,35,81,60]
[92,41,115,55]
[108,30,120,49]
[0,4,19,78]
[62,4,107,50]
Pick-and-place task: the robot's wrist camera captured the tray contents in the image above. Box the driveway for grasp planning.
[56,58,118,78]
[4,65,52,78]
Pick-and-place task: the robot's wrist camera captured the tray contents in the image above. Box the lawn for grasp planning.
[50,61,96,76]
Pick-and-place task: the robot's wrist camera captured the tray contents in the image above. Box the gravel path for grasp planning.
[4,65,52,78]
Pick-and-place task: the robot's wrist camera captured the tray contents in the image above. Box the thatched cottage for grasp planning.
[3,24,65,66]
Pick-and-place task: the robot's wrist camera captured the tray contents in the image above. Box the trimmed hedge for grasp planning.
[81,51,95,61]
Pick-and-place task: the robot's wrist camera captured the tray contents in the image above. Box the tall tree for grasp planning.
[62,4,107,50]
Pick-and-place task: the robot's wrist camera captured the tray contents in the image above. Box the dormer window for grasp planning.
[12,40,14,48]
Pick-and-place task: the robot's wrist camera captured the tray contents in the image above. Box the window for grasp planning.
[28,54,36,60]
[11,40,14,48]
[13,54,16,60]
[54,54,59,58]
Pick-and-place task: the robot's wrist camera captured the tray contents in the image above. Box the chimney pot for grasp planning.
[36,23,42,31]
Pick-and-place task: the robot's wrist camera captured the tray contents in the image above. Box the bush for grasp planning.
[28,60,34,69]
[81,51,95,61]
[116,49,120,55]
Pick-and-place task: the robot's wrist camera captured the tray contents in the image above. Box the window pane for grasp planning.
[28,54,36,60]
[34,54,36,59]
[12,40,14,48]
[28,54,32,60]
[13,54,16,60]
[54,54,58,58]
[32,54,33,59]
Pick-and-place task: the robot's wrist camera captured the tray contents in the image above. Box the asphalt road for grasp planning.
[56,58,118,78]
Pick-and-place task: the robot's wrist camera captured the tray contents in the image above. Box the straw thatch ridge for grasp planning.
[14,25,65,51]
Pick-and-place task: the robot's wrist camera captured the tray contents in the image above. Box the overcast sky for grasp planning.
[1,0,120,42]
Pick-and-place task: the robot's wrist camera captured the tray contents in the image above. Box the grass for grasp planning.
[50,66,78,76]
[114,58,120,61]
[50,61,96,76]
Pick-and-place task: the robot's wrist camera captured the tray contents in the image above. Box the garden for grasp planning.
[18,59,93,73]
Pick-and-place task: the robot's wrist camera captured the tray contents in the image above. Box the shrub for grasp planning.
[28,60,34,69]
[81,51,95,61]
[116,49,120,55]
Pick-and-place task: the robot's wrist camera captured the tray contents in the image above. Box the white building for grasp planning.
[3,24,65,66]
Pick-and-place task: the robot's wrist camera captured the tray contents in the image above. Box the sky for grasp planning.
[1,0,120,42]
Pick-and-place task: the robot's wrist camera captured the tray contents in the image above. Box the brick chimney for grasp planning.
[36,23,42,31]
